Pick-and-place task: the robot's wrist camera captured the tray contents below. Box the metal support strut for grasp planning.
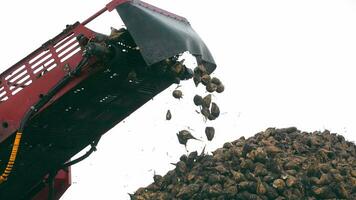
[47,171,57,200]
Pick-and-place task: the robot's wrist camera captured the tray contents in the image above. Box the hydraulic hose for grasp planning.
[61,135,101,169]
[0,56,89,184]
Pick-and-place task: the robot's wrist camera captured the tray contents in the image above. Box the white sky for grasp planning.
[1,0,356,199]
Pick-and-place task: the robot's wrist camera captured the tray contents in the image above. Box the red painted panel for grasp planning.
[0,24,97,143]
[32,168,71,200]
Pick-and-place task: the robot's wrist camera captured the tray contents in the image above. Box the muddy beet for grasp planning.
[172,90,183,99]
[205,127,215,141]
[176,130,199,146]
[166,110,172,120]
[131,128,356,200]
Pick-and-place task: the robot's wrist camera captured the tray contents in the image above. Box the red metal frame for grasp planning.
[0,0,188,144]
[82,0,129,25]
[0,2,118,200]
[0,0,192,199]
[0,23,96,143]
[0,23,98,200]
[106,0,130,11]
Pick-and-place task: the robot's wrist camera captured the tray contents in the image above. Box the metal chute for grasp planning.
[116,0,216,73]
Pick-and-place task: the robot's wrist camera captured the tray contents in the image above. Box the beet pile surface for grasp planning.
[131,127,356,200]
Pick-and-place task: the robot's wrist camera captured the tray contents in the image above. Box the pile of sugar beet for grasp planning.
[130,63,356,199]
[131,127,356,200]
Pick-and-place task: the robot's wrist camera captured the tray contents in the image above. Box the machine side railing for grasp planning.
[0,24,94,104]
[0,23,96,144]
[0,0,189,105]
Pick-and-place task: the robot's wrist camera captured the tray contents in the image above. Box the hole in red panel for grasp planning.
[30,54,53,69]
[44,58,55,66]
[0,96,8,101]
[58,42,80,58]
[34,66,44,74]
[5,65,26,80]
[29,50,50,64]
[56,37,77,54]
[0,91,6,98]
[2,122,8,129]
[54,33,74,48]
[17,75,30,84]
[60,48,81,63]
[33,58,56,74]
[12,87,23,95]
[47,63,58,72]
[9,70,28,84]
[24,80,32,86]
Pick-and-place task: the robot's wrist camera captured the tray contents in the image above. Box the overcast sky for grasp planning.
[1,0,356,199]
